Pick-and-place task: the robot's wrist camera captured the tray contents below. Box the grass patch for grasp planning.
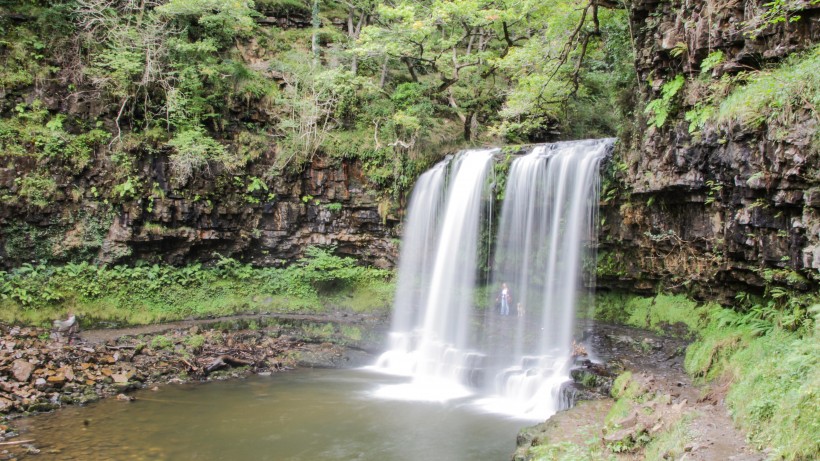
[328,279,394,313]
[530,437,616,461]
[716,46,820,131]
[643,414,695,460]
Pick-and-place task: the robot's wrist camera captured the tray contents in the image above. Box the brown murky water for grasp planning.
[15,369,526,461]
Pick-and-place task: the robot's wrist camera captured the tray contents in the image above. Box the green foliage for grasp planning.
[704,179,723,205]
[684,103,716,134]
[1,0,640,203]
[593,291,707,335]
[158,0,258,41]
[0,249,393,326]
[685,305,819,459]
[167,128,227,187]
[700,51,724,74]
[0,101,111,188]
[113,177,141,201]
[744,0,820,39]
[644,75,685,128]
[244,176,271,204]
[717,46,820,132]
[15,173,57,208]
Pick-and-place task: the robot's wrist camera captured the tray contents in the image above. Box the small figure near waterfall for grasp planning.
[497,283,512,316]
[516,302,525,318]
[52,313,79,344]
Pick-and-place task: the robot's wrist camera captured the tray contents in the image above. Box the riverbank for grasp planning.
[1,296,816,460]
[516,322,762,460]
[0,311,387,456]
[516,293,819,461]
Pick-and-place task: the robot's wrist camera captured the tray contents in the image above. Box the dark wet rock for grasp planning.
[598,0,820,300]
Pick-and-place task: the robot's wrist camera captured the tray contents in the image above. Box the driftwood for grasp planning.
[204,355,255,374]
[0,439,35,446]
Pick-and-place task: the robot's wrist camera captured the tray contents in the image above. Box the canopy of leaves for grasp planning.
[0,0,635,201]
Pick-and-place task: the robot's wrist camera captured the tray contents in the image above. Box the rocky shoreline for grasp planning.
[0,312,386,453]
[0,317,763,461]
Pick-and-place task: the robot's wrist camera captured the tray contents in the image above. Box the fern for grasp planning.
[644,75,685,128]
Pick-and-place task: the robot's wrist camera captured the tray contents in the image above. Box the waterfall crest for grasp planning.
[374,140,611,419]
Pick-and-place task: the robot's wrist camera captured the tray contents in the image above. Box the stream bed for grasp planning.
[14,368,527,461]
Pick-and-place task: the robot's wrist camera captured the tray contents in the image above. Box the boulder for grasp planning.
[11,359,35,382]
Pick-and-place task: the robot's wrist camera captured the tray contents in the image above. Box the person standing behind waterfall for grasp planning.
[497,283,511,316]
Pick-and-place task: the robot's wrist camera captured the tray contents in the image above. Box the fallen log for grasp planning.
[204,355,254,374]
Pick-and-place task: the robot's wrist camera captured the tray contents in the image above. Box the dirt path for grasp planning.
[78,311,385,345]
[592,324,762,460]
[516,323,763,460]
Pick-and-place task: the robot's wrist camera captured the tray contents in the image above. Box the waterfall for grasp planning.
[481,139,609,418]
[375,149,495,400]
[373,140,611,419]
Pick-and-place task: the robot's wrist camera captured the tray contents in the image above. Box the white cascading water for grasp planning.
[374,149,496,400]
[377,159,450,377]
[373,140,610,419]
[480,139,609,418]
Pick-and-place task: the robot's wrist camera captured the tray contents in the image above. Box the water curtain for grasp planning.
[376,140,611,419]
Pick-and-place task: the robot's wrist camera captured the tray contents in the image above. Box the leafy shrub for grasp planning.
[16,173,58,208]
[167,128,226,187]
[0,248,393,325]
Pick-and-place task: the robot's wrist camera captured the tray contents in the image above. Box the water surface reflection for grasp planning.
[17,369,525,460]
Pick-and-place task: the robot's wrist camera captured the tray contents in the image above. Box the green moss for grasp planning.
[184,334,206,350]
[150,335,173,350]
[340,325,362,342]
[610,371,636,399]
[301,323,335,340]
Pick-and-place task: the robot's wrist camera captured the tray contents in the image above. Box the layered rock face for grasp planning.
[598,0,820,298]
[0,155,399,269]
[2,0,818,301]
